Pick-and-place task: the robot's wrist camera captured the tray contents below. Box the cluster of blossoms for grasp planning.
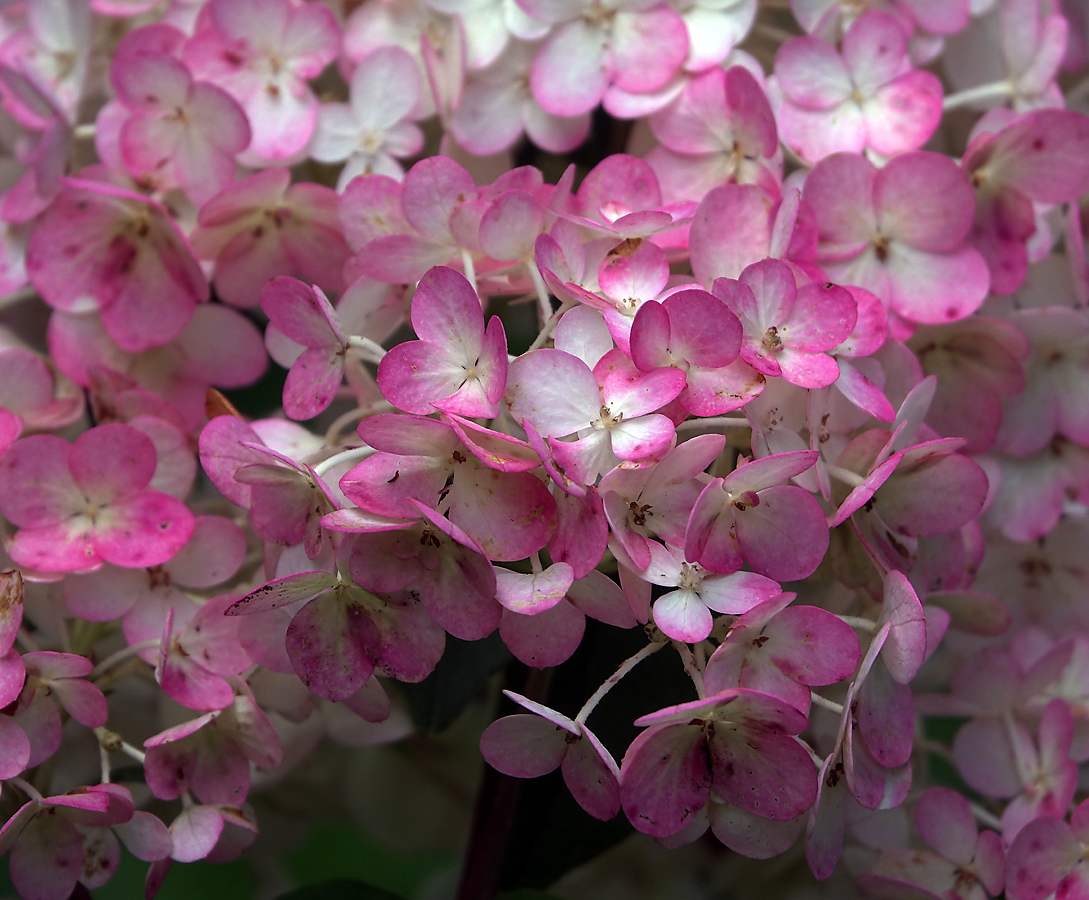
[1,0,1089,897]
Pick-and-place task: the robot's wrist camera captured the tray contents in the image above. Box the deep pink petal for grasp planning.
[711,729,817,821]
[499,598,585,668]
[92,492,195,568]
[480,714,568,777]
[620,722,710,837]
[562,732,621,820]
[286,590,378,701]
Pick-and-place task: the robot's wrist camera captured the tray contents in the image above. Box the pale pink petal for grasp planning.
[505,349,600,436]
[495,563,574,615]
[776,36,852,107]
[610,7,688,94]
[653,588,715,641]
[530,20,610,116]
[914,787,977,865]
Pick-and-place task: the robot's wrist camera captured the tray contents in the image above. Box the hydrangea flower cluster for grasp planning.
[0,0,1088,898]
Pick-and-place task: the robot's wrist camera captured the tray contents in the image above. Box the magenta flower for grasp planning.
[685,450,829,581]
[712,259,857,389]
[620,688,817,836]
[0,424,194,573]
[377,266,508,418]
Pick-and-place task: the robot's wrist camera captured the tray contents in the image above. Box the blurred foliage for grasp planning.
[399,632,512,735]
[286,823,453,897]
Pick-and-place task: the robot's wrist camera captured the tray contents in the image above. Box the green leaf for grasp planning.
[399,631,511,733]
[273,880,405,900]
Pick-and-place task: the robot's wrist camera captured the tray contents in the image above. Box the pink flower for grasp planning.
[143,680,283,804]
[685,450,829,580]
[620,688,817,836]
[261,277,354,421]
[505,347,686,486]
[774,12,943,163]
[189,168,350,309]
[860,787,1005,900]
[636,541,782,642]
[0,784,171,900]
[712,258,858,389]
[704,593,862,714]
[182,0,339,160]
[519,0,689,117]
[481,691,622,820]
[0,424,194,573]
[377,266,508,418]
[803,151,991,324]
[647,65,782,203]
[26,177,209,352]
[111,51,251,204]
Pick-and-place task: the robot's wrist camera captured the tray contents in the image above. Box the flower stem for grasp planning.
[91,639,161,679]
[8,777,42,802]
[575,640,666,725]
[346,334,386,364]
[673,641,706,698]
[943,81,1014,110]
[810,692,844,715]
[676,416,751,432]
[837,614,877,632]
[527,299,575,353]
[312,445,375,478]
[824,463,865,487]
[461,248,478,296]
